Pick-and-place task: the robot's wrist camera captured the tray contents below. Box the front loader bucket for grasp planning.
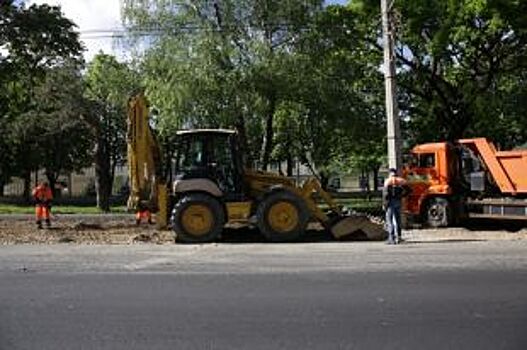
[330,215,385,241]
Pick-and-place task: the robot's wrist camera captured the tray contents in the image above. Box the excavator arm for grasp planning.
[127,93,168,228]
[297,178,384,240]
[244,170,384,240]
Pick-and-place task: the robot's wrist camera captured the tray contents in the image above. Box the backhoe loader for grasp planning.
[127,93,384,243]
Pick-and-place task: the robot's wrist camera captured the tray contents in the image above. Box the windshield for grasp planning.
[175,137,206,173]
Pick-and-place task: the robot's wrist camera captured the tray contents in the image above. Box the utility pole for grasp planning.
[381,0,402,171]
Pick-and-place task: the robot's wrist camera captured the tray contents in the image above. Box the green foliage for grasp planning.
[123,0,325,167]
[0,0,85,196]
[85,53,141,166]
[280,5,386,174]
[122,0,387,175]
[84,53,141,210]
[357,0,527,148]
[23,62,93,185]
[1,2,83,71]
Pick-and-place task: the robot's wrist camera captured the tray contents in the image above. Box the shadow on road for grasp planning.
[219,227,338,244]
[404,239,486,245]
[217,226,379,244]
[463,219,526,233]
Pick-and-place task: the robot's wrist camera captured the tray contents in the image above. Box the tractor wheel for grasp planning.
[256,191,310,242]
[425,197,451,228]
[171,193,225,243]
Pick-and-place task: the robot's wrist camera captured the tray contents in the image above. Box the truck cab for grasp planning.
[403,142,457,227]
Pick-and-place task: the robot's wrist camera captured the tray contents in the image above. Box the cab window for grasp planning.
[418,153,435,168]
[176,137,206,172]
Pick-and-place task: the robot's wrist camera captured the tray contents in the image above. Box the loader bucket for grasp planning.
[330,215,386,241]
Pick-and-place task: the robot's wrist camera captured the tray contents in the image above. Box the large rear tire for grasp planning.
[256,191,310,242]
[425,197,451,228]
[171,193,225,243]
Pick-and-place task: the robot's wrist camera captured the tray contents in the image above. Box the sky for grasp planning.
[28,0,348,62]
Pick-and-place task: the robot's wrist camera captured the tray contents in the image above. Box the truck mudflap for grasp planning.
[329,214,386,241]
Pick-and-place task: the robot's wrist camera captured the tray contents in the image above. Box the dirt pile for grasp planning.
[0,217,174,245]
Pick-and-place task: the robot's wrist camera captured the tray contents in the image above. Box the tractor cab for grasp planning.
[173,129,246,201]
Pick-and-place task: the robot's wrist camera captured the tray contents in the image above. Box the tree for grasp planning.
[277,5,386,182]
[0,1,84,198]
[84,53,141,211]
[20,63,93,196]
[355,0,527,147]
[122,0,324,169]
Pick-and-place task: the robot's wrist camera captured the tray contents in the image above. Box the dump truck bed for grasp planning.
[460,138,527,194]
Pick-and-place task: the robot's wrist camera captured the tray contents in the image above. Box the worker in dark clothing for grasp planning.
[32,181,53,229]
[383,168,411,244]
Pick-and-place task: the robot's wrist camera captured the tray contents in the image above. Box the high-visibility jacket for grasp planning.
[32,185,53,204]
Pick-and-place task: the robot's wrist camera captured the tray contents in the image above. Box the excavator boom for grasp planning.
[127,93,168,228]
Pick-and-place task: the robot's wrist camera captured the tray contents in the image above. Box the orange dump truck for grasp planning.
[403,138,527,227]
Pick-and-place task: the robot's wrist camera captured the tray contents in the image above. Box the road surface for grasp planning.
[1,241,527,350]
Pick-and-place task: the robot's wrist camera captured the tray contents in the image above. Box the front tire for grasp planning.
[425,197,451,228]
[171,193,225,243]
[256,191,310,242]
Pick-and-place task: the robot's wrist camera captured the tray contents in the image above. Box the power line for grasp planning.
[78,23,356,40]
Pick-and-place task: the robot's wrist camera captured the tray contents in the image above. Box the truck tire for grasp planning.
[425,197,451,228]
[171,193,225,243]
[256,191,310,242]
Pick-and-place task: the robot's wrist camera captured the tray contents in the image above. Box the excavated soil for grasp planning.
[0,217,174,245]
[0,215,526,245]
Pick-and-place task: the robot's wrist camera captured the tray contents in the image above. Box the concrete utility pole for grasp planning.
[381,0,402,171]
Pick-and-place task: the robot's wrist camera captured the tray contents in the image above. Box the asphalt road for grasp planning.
[1,241,527,350]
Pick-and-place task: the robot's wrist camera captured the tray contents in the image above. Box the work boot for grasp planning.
[37,221,43,229]
[45,219,51,228]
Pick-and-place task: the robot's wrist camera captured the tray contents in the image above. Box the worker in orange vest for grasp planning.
[135,201,153,225]
[32,181,53,229]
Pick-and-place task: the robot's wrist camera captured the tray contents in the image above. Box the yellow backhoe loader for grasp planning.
[127,93,384,243]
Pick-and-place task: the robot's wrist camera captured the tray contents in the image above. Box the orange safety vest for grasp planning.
[136,209,152,220]
[32,185,53,203]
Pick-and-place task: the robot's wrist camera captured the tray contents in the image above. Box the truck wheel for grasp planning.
[171,193,225,243]
[425,197,451,228]
[256,191,310,242]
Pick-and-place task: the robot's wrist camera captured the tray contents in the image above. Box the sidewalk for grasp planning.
[403,227,527,243]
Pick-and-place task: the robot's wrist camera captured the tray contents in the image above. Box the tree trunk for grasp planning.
[45,171,58,199]
[235,115,250,168]
[67,173,72,197]
[0,180,4,197]
[372,166,380,192]
[260,91,276,171]
[110,160,116,194]
[286,152,294,177]
[320,172,329,191]
[95,138,112,212]
[23,170,31,202]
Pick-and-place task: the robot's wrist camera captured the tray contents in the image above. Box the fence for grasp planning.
[3,165,129,198]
